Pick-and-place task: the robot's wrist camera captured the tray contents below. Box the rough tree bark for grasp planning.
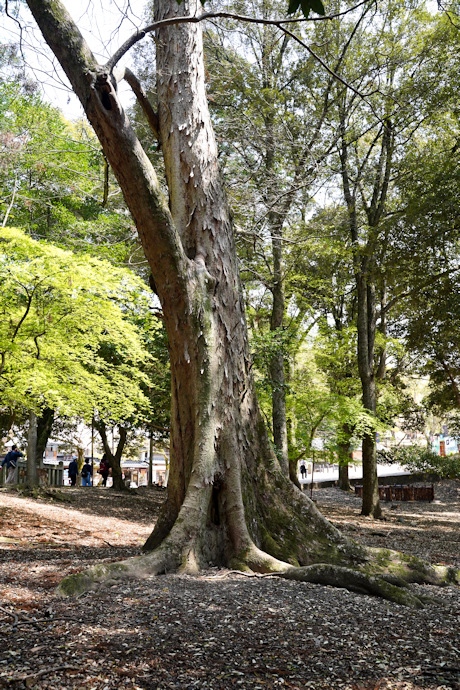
[25,0,458,603]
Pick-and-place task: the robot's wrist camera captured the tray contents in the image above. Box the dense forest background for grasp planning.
[1,0,459,484]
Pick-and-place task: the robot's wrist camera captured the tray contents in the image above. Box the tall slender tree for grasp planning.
[333,0,449,516]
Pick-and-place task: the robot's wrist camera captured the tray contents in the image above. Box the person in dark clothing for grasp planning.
[68,457,78,486]
[81,458,93,487]
[2,445,23,484]
[300,463,307,480]
[98,454,110,487]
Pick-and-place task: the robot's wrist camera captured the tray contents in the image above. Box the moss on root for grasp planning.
[252,473,365,569]
[57,561,130,597]
[364,547,459,586]
[278,564,426,609]
[435,565,460,585]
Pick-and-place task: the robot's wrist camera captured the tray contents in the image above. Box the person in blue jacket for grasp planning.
[2,445,24,484]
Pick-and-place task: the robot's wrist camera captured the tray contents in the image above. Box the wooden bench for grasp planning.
[354,484,434,502]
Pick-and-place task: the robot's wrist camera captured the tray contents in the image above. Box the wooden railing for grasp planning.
[0,460,64,487]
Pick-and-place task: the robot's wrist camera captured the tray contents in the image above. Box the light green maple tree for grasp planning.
[0,227,158,481]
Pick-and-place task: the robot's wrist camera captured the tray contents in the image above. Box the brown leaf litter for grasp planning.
[0,481,459,689]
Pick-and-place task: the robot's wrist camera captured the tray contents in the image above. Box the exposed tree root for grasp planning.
[56,466,458,605]
[276,564,426,608]
[57,539,459,608]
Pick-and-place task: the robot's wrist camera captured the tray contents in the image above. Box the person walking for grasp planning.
[300,463,307,480]
[68,457,78,486]
[81,458,93,487]
[98,455,110,487]
[2,445,24,484]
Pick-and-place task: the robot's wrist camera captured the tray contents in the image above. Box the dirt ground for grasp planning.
[0,481,459,690]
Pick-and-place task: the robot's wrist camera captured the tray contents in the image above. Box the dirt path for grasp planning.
[0,483,459,689]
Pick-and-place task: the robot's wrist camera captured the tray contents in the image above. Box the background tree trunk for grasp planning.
[337,429,353,492]
[27,410,38,485]
[339,102,382,519]
[149,429,154,487]
[95,421,127,491]
[36,408,54,467]
[356,273,381,517]
[269,226,289,477]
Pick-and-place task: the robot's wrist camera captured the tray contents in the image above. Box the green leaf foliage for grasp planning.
[0,227,159,424]
[0,81,140,269]
[378,445,460,480]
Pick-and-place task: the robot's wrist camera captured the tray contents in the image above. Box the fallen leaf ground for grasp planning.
[0,481,459,689]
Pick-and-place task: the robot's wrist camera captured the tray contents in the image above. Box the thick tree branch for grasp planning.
[26,0,191,315]
[116,67,160,142]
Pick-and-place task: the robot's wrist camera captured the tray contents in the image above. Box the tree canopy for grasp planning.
[0,226,154,424]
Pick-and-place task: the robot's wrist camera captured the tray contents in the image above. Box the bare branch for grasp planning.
[104,0,374,71]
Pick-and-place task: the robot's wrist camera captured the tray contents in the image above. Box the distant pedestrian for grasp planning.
[68,457,78,486]
[98,455,110,487]
[300,463,307,480]
[2,445,24,485]
[81,459,93,487]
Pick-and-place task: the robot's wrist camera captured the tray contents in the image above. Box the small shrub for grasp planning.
[377,445,460,479]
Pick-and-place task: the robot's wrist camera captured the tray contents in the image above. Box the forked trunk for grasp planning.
[26,0,458,603]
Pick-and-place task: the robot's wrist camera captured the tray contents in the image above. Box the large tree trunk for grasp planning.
[26,0,457,603]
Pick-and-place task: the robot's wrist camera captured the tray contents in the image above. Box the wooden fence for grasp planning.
[0,460,64,487]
